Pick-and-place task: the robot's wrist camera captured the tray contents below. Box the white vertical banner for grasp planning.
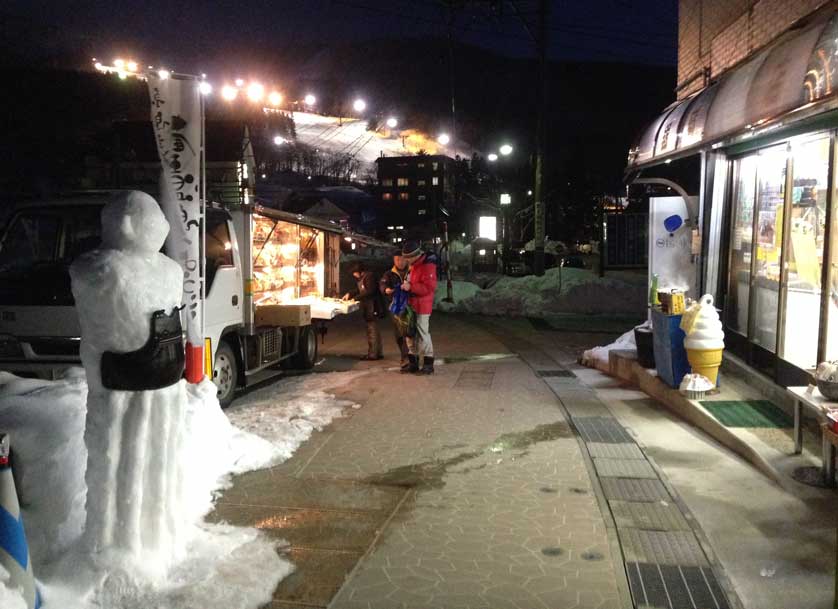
[147,75,205,378]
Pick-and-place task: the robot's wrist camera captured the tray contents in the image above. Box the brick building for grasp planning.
[627,1,838,388]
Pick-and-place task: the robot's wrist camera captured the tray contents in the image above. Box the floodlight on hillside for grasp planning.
[304,93,316,106]
[386,117,398,129]
[499,144,513,156]
[487,153,498,162]
[247,82,265,102]
[353,98,367,112]
[221,85,238,101]
[437,133,450,146]
[268,91,282,106]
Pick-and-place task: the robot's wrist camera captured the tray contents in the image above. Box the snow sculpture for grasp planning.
[69,191,189,576]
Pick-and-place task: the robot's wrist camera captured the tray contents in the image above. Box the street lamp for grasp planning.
[487,153,498,162]
[273,135,287,146]
[499,144,513,156]
[157,69,171,80]
[353,98,366,112]
[304,93,316,106]
[198,81,213,95]
[386,117,398,129]
[268,91,282,106]
[437,133,450,146]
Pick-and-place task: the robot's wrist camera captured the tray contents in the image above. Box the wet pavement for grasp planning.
[207,313,750,609]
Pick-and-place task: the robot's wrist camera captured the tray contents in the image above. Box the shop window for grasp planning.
[382,192,393,201]
[725,156,757,335]
[417,163,425,168]
[432,177,439,186]
[381,178,393,187]
[418,195,427,201]
[399,192,409,201]
[397,178,409,187]
[781,136,829,370]
[417,179,426,186]
[418,209,426,215]
[432,162,438,171]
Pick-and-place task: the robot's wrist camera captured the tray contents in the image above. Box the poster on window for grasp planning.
[147,74,204,376]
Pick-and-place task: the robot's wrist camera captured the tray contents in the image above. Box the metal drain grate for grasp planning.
[587,442,646,460]
[601,478,671,503]
[537,369,576,378]
[627,562,731,609]
[574,417,634,443]
[609,501,691,532]
[594,458,658,479]
[620,529,709,567]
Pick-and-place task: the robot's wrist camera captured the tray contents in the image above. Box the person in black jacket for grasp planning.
[343,261,384,360]
[379,253,410,369]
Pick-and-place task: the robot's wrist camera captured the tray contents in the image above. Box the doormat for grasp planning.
[699,400,792,428]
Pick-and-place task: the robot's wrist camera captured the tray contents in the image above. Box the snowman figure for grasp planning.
[70,191,189,575]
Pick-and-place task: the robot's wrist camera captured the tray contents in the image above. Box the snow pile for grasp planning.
[0,372,290,609]
[580,325,644,372]
[0,563,26,609]
[435,267,646,317]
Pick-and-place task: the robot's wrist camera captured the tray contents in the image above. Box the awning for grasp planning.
[628,9,838,169]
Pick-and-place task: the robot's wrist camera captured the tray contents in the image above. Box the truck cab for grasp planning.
[0,194,354,407]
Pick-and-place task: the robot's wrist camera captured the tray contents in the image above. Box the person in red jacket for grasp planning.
[400,240,438,374]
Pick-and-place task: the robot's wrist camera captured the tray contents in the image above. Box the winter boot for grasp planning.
[419,356,435,375]
[401,354,419,373]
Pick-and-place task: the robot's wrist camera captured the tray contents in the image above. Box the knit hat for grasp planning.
[401,240,422,258]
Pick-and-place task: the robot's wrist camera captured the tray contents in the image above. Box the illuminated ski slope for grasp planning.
[292,111,468,167]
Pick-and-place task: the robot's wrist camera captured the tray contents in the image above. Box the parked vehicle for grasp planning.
[0,193,357,406]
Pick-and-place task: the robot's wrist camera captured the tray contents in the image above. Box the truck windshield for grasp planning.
[0,206,102,274]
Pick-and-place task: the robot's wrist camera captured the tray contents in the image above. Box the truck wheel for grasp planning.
[291,325,318,369]
[213,341,238,408]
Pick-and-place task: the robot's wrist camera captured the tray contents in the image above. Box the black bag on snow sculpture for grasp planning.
[101,307,186,390]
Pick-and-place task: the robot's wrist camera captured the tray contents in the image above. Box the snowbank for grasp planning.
[580,325,644,373]
[0,369,361,609]
[435,267,646,317]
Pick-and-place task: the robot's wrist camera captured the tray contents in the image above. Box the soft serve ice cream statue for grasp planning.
[684,294,725,385]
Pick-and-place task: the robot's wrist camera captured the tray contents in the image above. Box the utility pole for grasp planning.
[532,0,549,276]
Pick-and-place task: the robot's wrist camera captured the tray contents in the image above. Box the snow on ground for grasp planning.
[435,267,647,317]
[0,368,362,609]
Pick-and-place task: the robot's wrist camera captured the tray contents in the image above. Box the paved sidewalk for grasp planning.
[210,313,739,609]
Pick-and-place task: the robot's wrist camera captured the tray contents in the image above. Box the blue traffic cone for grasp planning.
[0,434,40,609]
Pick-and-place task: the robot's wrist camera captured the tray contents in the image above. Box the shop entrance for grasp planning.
[722,133,837,386]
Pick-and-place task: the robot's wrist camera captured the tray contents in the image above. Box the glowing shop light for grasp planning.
[126,60,138,72]
[437,133,450,146]
[221,85,238,101]
[268,91,282,106]
[499,144,513,156]
[247,82,265,102]
[487,153,498,162]
[158,69,171,80]
[304,93,316,105]
[235,78,245,87]
[198,81,213,95]
[386,117,398,128]
[353,98,366,112]
[478,216,497,241]
[113,58,125,69]
[500,193,511,205]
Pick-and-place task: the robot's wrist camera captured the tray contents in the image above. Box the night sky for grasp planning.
[3,0,677,73]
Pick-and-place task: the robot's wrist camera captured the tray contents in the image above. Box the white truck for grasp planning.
[0,192,358,406]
